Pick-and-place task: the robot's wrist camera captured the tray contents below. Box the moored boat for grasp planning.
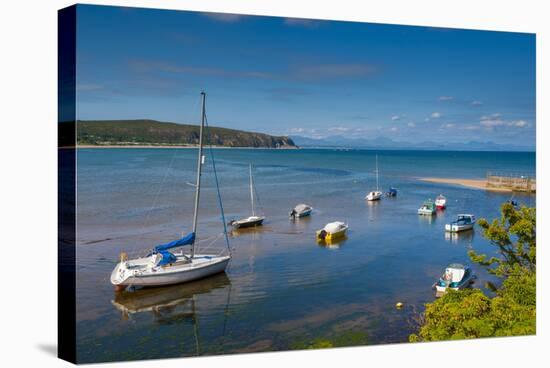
[110,92,231,291]
[435,194,447,209]
[385,187,397,197]
[289,203,313,219]
[366,191,382,201]
[229,215,265,229]
[418,199,436,215]
[316,221,348,242]
[434,263,475,294]
[445,214,476,232]
[229,164,266,229]
[365,155,382,201]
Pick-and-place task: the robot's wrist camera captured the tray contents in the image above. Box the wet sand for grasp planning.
[419,177,512,192]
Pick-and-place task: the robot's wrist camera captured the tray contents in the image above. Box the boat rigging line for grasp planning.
[204,108,232,259]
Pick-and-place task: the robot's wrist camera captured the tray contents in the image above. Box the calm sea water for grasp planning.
[75,148,535,363]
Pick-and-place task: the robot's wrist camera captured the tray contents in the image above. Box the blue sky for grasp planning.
[76,5,536,147]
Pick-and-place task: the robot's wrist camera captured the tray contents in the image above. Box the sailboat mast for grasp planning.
[191,92,206,258]
[375,155,379,191]
[249,164,255,216]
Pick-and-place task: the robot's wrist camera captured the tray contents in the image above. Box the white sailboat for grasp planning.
[229,164,265,229]
[365,155,382,201]
[110,92,231,291]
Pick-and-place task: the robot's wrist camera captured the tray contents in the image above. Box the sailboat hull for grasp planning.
[235,219,263,228]
[366,191,382,201]
[111,254,230,288]
[230,216,265,229]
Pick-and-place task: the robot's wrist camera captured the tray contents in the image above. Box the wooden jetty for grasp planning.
[486,172,536,193]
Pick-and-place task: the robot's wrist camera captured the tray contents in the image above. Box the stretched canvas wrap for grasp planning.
[58,4,536,364]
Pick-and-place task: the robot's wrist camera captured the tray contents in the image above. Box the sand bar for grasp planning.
[419,177,512,192]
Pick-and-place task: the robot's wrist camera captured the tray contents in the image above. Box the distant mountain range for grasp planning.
[290,135,534,152]
[77,120,296,148]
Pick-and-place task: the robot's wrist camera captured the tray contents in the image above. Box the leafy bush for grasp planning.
[410,203,536,342]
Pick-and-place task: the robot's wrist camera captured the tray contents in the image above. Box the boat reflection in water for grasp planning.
[112,273,231,320]
[317,236,348,250]
[230,224,273,238]
[444,229,474,245]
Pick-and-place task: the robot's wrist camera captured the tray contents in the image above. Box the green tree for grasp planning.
[409,272,535,342]
[469,202,535,277]
[410,202,536,342]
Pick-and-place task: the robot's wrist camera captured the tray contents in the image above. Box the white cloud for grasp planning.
[290,127,305,133]
[510,120,528,128]
[430,112,442,119]
[390,127,398,132]
[284,18,320,27]
[407,122,416,128]
[439,96,454,101]
[479,113,506,128]
[328,126,351,132]
[471,100,483,106]
[391,115,401,121]
[480,119,504,127]
[478,114,529,129]
[441,123,455,129]
[202,12,243,22]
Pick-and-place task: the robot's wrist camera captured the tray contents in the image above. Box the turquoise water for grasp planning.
[75,148,535,363]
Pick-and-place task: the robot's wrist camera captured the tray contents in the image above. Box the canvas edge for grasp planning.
[58,4,77,364]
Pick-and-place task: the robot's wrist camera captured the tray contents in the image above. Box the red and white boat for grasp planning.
[435,194,447,209]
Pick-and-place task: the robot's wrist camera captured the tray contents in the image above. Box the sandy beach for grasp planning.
[419,177,512,192]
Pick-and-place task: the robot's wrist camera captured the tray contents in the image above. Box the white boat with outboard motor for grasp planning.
[316,221,349,242]
[110,92,231,291]
[434,263,475,294]
[445,214,476,233]
[290,203,313,219]
[418,199,436,215]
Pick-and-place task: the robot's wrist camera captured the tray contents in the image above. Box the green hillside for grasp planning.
[76,119,296,148]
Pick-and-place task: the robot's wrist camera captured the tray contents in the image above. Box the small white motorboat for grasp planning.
[289,203,313,219]
[316,221,348,242]
[418,199,436,215]
[445,214,476,232]
[434,263,475,294]
[229,164,265,229]
[365,155,382,201]
[435,194,447,209]
[110,92,231,291]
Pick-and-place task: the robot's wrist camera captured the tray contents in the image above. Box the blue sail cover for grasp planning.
[154,232,195,252]
[157,250,177,266]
